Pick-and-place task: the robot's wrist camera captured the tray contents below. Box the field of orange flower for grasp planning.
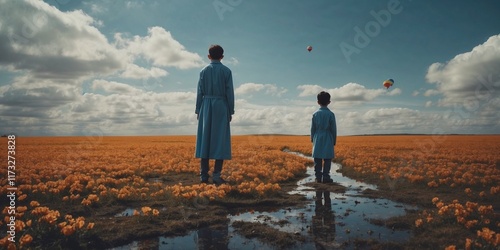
[329,135,500,249]
[0,134,498,249]
[0,135,312,249]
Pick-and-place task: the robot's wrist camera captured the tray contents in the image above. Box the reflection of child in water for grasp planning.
[197,225,229,249]
[312,191,335,248]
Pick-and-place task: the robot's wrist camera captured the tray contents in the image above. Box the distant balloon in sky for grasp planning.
[307,45,312,52]
[383,79,394,89]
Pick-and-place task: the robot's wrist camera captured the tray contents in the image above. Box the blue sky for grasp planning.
[0,0,499,136]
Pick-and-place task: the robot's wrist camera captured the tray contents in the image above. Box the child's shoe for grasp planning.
[323,178,333,184]
[213,178,227,185]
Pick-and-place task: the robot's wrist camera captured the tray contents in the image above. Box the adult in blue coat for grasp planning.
[311,91,337,183]
[195,45,234,185]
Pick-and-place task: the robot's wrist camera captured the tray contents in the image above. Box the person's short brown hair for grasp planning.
[209,45,224,60]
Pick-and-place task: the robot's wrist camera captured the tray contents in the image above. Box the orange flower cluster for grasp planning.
[476,228,500,247]
[132,206,160,216]
[459,228,500,249]
[1,198,94,249]
[420,197,498,248]
[58,215,94,236]
[31,206,60,225]
[167,183,233,200]
[81,194,100,206]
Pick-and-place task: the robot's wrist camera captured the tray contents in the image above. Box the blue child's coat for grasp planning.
[195,60,234,160]
[311,106,337,159]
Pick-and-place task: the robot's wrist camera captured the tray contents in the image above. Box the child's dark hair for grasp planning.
[209,45,224,60]
[317,91,331,106]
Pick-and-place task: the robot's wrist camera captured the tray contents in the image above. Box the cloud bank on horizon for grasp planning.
[0,0,499,136]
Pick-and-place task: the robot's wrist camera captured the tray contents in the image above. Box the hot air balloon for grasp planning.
[307,45,312,52]
[383,79,394,89]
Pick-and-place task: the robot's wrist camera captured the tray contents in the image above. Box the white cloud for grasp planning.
[0,0,125,79]
[0,1,206,136]
[424,34,500,133]
[386,88,402,96]
[117,26,204,69]
[425,34,500,107]
[297,83,400,105]
[297,85,323,97]
[91,80,142,95]
[338,108,423,135]
[125,1,145,9]
[0,75,81,108]
[232,104,308,135]
[424,89,440,97]
[67,90,197,135]
[121,64,168,79]
[225,57,239,66]
[235,83,287,97]
[330,83,388,101]
[87,3,106,15]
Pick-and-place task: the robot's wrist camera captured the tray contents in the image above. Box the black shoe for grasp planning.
[213,178,227,185]
[323,178,333,183]
[315,178,322,183]
[201,179,209,184]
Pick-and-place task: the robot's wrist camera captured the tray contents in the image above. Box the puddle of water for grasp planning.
[115,208,136,217]
[110,226,274,250]
[112,151,416,249]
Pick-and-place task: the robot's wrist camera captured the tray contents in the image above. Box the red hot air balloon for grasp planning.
[307,45,312,52]
[383,79,394,89]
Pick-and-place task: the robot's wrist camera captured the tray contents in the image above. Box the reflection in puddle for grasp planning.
[112,151,416,249]
[110,225,270,250]
[115,208,136,217]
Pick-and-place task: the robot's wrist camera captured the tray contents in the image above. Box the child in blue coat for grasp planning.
[311,91,337,183]
[195,45,235,185]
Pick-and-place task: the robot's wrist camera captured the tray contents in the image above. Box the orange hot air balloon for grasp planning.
[383,79,394,89]
[307,45,312,52]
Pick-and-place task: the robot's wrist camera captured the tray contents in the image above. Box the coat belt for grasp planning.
[203,95,224,99]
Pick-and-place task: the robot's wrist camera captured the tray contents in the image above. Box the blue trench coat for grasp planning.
[311,106,337,159]
[195,60,234,160]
